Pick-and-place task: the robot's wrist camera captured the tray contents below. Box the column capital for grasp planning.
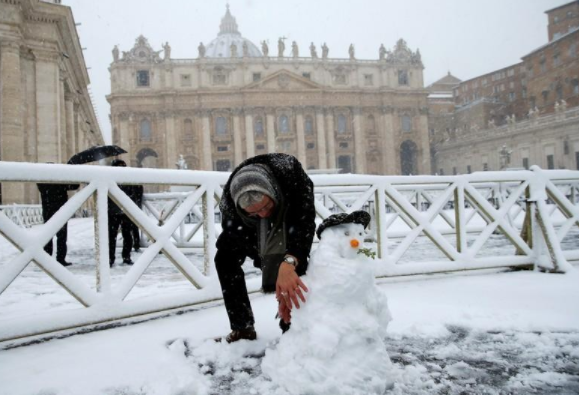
[199,109,212,117]
[231,107,244,116]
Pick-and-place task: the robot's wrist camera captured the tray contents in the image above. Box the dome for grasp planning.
[205,5,262,58]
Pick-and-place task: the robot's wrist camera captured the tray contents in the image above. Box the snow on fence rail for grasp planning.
[0,161,577,343]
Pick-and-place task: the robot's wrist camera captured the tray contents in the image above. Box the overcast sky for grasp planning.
[62,0,569,144]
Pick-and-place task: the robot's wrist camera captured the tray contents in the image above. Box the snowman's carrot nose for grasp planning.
[350,239,359,248]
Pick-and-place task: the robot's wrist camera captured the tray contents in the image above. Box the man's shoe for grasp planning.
[216,327,257,343]
[123,259,134,265]
[58,261,72,267]
[110,260,115,268]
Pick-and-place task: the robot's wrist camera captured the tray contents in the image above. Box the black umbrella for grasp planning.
[68,145,127,165]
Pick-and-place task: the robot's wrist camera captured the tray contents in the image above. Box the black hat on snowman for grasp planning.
[316,210,371,240]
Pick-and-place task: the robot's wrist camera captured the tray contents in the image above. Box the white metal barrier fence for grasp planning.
[0,205,43,228]
[0,162,577,343]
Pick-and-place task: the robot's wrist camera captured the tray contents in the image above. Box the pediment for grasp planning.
[243,70,323,91]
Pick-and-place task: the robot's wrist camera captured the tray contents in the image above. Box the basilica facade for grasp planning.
[107,6,430,175]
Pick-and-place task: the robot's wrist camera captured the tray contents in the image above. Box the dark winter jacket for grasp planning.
[216,154,316,288]
[108,185,141,217]
[37,183,80,218]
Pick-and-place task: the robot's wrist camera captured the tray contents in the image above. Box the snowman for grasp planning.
[261,211,392,395]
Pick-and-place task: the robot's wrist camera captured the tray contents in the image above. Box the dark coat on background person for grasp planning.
[215,153,316,331]
[37,183,80,264]
[107,184,137,265]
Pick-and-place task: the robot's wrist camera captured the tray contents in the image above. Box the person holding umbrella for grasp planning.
[37,164,79,267]
[108,159,136,267]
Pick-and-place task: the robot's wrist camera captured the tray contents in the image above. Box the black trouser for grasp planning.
[215,249,291,332]
[42,210,69,264]
[215,248,255,331]
[43,222,68,264]
[130,221,140,249]
[108,214,133,264]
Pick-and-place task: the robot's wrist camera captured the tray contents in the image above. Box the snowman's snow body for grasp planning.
[261,222,392,395]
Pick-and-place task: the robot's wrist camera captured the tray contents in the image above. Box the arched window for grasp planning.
[366,115,376,133]
[305,116,314,135]
[279,115,290,133]
[254,116,264,136]
[401,115,412,132]
[140,119,152,141]
[215,116,227,135]
[337,114,347,134]
[184,119,194,140]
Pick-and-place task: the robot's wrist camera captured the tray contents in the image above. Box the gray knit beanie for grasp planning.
[230,164,278,208]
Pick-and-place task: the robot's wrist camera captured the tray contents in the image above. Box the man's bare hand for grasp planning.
[276,262,308,311]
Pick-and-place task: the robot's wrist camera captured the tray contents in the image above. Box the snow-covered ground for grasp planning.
[0,219,578,394]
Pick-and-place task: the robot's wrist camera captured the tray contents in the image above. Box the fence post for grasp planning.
[529,167,571,273]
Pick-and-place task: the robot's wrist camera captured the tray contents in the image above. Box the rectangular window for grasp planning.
[334,74,347,85]
[364,74,374,86]
[453,167,458,175]
[137,70,150,87]
[217,146,228,152]
[482,78,487,86]
[509,92,516,102]
[522,88,527,98]
[253,73,262,82]
[553,53,561,66]
[540,61,547,73]
[564,140,570,155]
[509,81,515,89]
[523,157,529,170]
[180,74,191,87]
[467,165,472,174]
[483,163,489,171]
[569,43,577,58]
[256,144,265,150]
[439,168,444,175]
[215,160,231,172]
[302,72,311,80]
[576,151,579,170]
[573,79,579,95]
[547,154,555,170]
[507,68,515,77]
[398,70,409,86]
[339,142,349,149]
[307,142,315,149]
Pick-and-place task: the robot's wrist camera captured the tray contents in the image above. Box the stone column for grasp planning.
[380,106,397,174]
[65,93,76,160]
[418,108,432,175]
[244,110,255,158]
[35,50,61,164]
[352,108,365,174]
[0,41,25,203]
[325,107,336,169]
[295,108,307,166]
[266,110,276,153]
[164,111,178,169]
[201,111,212,170]
[232,109,243,166]
[58,75,67,163]
[118,113,131,163]
[315,107,327,169]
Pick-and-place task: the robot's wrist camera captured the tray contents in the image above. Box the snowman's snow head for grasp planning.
[319,222,366,259]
